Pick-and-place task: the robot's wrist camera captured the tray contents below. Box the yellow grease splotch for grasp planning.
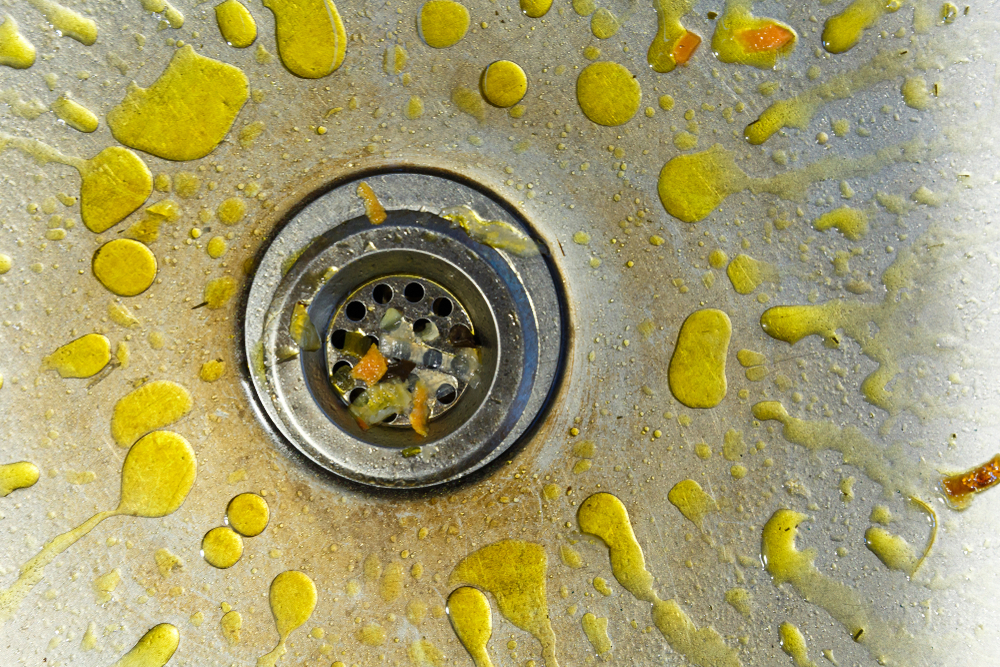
[0,135,152,233]
[822,0,900,54]
[0,16,35,69]
[726,254,776,294]
[257,571,317,667]
[200,359,226,382]
[108,46,249,161]
[657,144,749,222]
[111,380,193,446]
[383,44,407,74]
[203,526,244,568]
[217,197,247,224]
[111,624,179,667]
[205,276,238,309]
[668,308,731,409]
[813,207,868,240]
[216,0,257,48]
[901,76,930,110]
[447,586,495,667]
[0,431,196,622]
[26,0,96,45]
[140,0,184,28]
[578,493,741,667]
[109,302,140,328]
[263,0,346,77]
[92,239,157,296]
[409,639,445,666]
[289,302,322,350]
[155,548,183,577]
[221,609,242,645]
[50,96,98,133]
[451,86,485,121]
[450,540,558,667]
[44,333,111,378]
[711,0,796,69]
[442,205,538,256]
[227,492,269,536]
[576,62,641,127]
[778,622,817,667]
[419,0,470,48]
[0,461,39,496]
[357,182,387,224]
[667,479,717,530]
[590,8,620,39]
[357,622,386,645]
[94,568,121,603]
[380,562,404,602]
[581,613,612,657]
[864,527,918,576]
[647,0,698,72]
[762,510,920,665]
[520,0,551,18]
[481,60,528,108]
[724,588,751,618]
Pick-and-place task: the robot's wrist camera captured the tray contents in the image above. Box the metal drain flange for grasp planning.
[244,171,567,488]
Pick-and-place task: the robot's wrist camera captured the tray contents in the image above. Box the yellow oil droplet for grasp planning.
[759,302,844,347]
[92,239,157,296]
[864,527,918,576]
[667,479,717,530]
[442,205,538,256]
[94,568,121,603]
[357,622,387,646]
[575,62,640,127]
[258,571,318,667]
[140,0,184,27]
[447,586,495,667]
[109,301,140,327]
[263,0,346,78]
[25,0,96,45]
[711,1,796,70]
[581,613,612,657]
[50,95,99,133]
[0,252,11,273]
[405,95,424,119]
[0,431,195,622]
[217,196,247,224]
[227,493,270,537]
[221,609,243,645]
[289,302,322,350]
[419,0,470,48]
[43,333,111,378]
[356,181,387,224]
[590,8,619,39]
[216,0,257,48]
[812,206,868,240]
[108,46,248,161]
[155,548,183,577]
[204,276,238,309]
[79,147,153,233]
[110,624,179,667]
[647,0,698,73]
[0,15,35,69]
[822,0,899,54]
[520,0,551,18]
[450,540,558,667]
[199,359,226,382]
[724,588,751,618]
[559,544,584,568]
[111,380,193,447]
[381,561,404,602]
[901,76,930,110]
[668,308,731,409]
[452,86,485,121]
[0,461,39,496]
[726,254,776,295]
[481,60,527,108]
[207,236,228,258]
[657,144,748,222]
[778,622,816,667]
[383,43,407,74]
[203,526,244,569]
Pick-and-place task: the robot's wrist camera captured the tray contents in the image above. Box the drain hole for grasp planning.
[404,282,425,302]
[348,387,366,404]
[373,283,393,304]
[413,319,439,342]
[382,413,398,423]
[437,384,457,405]
[432,297,453,317]
[345,301,367,321]
[423,349,443,369]
[330,329,347,349]
[448,324,478,348]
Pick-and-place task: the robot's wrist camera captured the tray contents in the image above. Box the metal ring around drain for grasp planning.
[243,171,567,488]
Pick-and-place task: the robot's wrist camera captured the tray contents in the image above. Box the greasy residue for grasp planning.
[581,613,612,657]
[0,16,35,69]
[481,60,528,108]
[111,380,193,447]
[25,0,96,45]
[227,492,270,536]
[447,586,495,667]
[711,0,796,70]
[202,526,244,568]
[357,181,387,224]
[262,0,346,77]
[92,239,158,297]
[667,308,731,409]
[576,62,641,127]
[43,333,111,378]
[940,454,1000,510]
[822,0,900,54]
[442,205,538,255]
[216,0,257,48]
[778,622,817,667]
[667,479,717,530]
[418,0,470,49]
[258,571,317,667]
[0,461,40,497]
[110,624,179,667]
[647,0,699,73]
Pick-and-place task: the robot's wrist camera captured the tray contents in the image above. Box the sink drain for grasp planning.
[243,170,568,488]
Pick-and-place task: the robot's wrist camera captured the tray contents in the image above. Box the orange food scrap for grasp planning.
[357,181,387,225]
[941,454,1000,509]
[735,24,794,53]
[670,31,701,65]
[350,344,388,386]
[411,382,429,437]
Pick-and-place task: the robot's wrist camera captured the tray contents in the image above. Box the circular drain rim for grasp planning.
[243,170,568,489]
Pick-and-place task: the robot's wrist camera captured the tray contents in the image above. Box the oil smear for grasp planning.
[864,527,918,576]
[289,302,322,351]
[108,45,249,161]
[263,0,346,77]
[761,509,920,665]
[0,431,196,622]
[418,0,470,49]
[447,586,495,667]
[812,207,868,240]
[25,0,96,45]
[822,0,900,54]
[581,613,612,658]
[44,333,111,378]
[647,0,699,72]
[0,461,40,497]
[711,0,796,70]
[257,571,317,667]
[110,624,179,667]
[357,181,387,224]
[112,380,192,446]
[139,0,184,28]
[50,95,99,133]
[221,609,242,645]
[0,16,35,69]
[481,60,528,108]
[0,134,152,233]
[227,492,270,536]
[657,144,749,222]
[578,493,741,667]
[667,479,717,531]
[726,254,776,295]
[216,0,257,48]
[442,205,539,256]
[450,540,558,667]
[778,622,817,667]
[667,308,731,409]
[92,239,157,297]
[576,62,641,127]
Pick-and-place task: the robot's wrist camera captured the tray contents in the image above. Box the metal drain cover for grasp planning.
[244,171,567,488]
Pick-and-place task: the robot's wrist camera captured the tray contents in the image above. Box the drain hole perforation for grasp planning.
[348,387,365,404]
[330,329,347,349]
[432,297,453,317]
[345,301,367,321]
[373,284,393,304]
[404,282,425,302]
[437,384,457,405]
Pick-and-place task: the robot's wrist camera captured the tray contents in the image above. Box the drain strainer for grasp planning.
[243,171,567,488]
